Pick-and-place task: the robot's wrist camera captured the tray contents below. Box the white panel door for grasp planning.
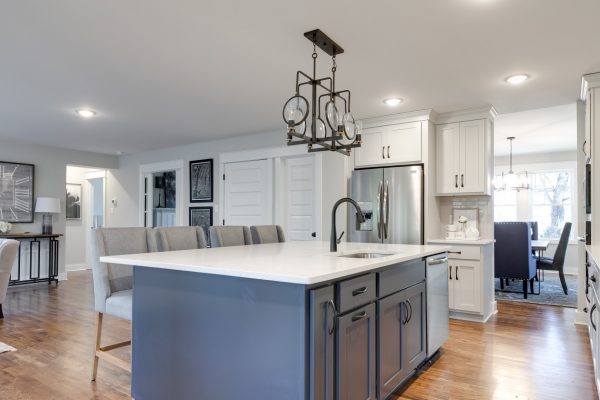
[354,127,385,168]
[285,156,317,241]
[450,260,481,313]
[460,119,486,194]
[436,123,461,194]
[223,159,272,226]
[385,122,422,164]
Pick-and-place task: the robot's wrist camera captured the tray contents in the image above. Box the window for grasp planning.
[494,190,517,222]
[530,170,573,239]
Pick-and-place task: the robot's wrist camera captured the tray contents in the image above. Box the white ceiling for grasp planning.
[494,103,577,156]
[1,1,599,155]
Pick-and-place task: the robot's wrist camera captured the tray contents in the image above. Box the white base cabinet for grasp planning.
[429,240,495,323]
[586,250,600,399]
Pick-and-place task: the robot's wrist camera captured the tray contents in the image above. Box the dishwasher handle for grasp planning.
[428,257,448,265]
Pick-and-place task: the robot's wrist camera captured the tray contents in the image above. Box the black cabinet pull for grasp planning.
[382,146,385,159]
[448,251,462,255]
[387,146,390,159]
[326,300,336,335]
[352,311,367,322]
[352,287,367,296]
[402,303,409,325]
[449,265,452,280]
[461,174,464,187]
[455,175,458,188]
[591,304,597,331]
[406,299,413,323]
[592,275,597,283]
[455,266,459,280]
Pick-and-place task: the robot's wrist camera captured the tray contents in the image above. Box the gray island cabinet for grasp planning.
[101,241,448,400]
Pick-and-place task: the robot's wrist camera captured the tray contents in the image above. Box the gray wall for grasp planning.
[0,139,118,278]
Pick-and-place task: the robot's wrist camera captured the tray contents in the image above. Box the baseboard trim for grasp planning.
[58,272,68,281]
[575,310,589,326]
[66,263,87,271]
[450,310,492,323]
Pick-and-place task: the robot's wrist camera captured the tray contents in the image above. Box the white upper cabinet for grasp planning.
[436,119,491,196]
[355,122,422,168]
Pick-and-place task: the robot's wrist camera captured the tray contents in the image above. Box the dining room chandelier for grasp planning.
[494,136,531,191]
[283,29,361,156]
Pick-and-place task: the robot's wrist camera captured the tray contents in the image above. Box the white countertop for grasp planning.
[428,238,495,245]
[101,241,450,285]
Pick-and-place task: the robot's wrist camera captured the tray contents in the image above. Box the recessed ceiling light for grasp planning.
[504,74,530,85]
[75,109,96,118]
[383,98,403,106]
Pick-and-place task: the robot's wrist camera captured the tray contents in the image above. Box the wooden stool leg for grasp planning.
[91,312,103,381]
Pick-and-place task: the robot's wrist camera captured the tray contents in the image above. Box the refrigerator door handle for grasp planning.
[383,181,389,239]
[377,181,383,239]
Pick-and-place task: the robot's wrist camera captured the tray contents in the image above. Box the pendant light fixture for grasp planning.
[283,29,361,156]
[494,137,531,191]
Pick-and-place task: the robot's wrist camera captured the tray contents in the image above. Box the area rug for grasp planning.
[494,272,578,308]
[0,342,16,354]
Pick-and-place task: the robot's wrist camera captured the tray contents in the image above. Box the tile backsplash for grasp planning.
[437,195,494,239]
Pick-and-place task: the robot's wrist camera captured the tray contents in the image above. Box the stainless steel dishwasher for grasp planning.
[426,253,449,357]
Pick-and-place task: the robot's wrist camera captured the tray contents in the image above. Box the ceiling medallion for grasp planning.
[283,29,361,156]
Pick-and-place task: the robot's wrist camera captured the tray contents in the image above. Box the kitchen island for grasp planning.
[102,241,449,400]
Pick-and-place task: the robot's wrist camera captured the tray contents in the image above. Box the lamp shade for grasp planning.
[35,197,61,214]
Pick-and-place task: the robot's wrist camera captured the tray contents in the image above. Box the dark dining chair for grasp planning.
[494,222,538,299]
[538,222,572,295]
[530,221,539,241]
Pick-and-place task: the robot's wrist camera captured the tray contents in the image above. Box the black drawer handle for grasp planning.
[352,287,368,296]
[592,276,597,283]
[591,304,597,331]
[352,311,367,322]
[448,251,462,255]
[326,300,336,335]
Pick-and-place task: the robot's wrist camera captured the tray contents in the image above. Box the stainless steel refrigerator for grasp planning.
[349,165,423,244]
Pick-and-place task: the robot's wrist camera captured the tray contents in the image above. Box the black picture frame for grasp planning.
[0,161,35,223]
[189,206,213,246]
[66,183,82,220]
[189,159,213,203]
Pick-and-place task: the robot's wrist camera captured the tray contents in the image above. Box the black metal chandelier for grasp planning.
[283,29,361,156]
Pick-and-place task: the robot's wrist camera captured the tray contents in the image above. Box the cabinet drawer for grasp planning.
[377,259,425,298]
[447,245,480,261]
[337,274,376,314]
[590,259,600,294]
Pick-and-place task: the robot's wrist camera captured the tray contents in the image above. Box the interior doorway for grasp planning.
[65,166,107,273]
[139,160,184,227]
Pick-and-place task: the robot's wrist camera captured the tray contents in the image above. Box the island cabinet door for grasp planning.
[376,290,409,400]
[310,286,335,400]
[336,303,376,400]
[401,282,426,373]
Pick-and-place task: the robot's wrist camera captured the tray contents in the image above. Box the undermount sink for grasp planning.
[338,252,395,259]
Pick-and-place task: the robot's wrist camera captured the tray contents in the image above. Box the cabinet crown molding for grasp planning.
[581,72,600,100]
[435,106,497,125]
[359,108,436,129]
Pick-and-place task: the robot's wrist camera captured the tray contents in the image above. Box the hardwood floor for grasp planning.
[0,271,596,400]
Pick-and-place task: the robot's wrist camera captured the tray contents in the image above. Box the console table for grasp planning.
[0,233,61,286]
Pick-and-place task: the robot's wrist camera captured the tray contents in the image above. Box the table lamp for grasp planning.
[35,197,61,235]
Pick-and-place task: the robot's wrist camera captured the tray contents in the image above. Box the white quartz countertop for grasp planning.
[101,241,450,285]
[428,238,495,245]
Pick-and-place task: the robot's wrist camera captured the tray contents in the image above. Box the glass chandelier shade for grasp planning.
[493,137,531,192]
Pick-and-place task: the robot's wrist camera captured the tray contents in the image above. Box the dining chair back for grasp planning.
[494,222,537,298]
[155,226,208,251]
[539,222,572,295]
[209,226,252,247]
[250,225,286,244]
[0,239,20,318]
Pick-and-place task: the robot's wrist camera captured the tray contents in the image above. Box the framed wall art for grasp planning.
[0,161,34,223]
[66,183,82,220]
[189,206,213,246]
[189,159,213,203]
